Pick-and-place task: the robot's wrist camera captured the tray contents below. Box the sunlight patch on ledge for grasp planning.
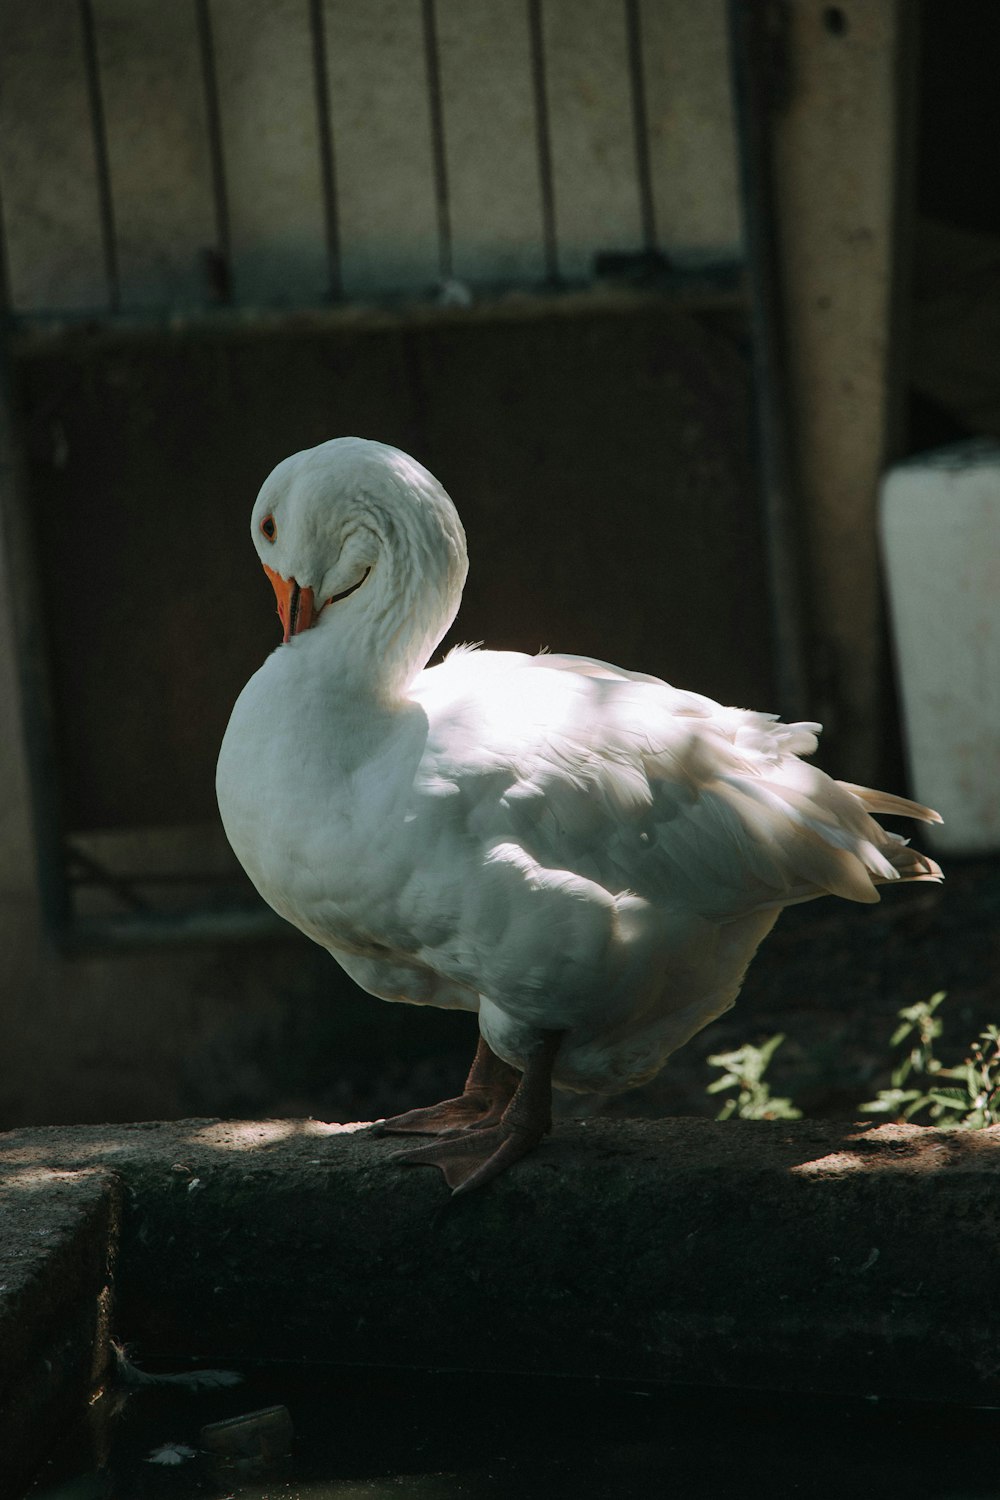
[791,1151,865,1177]
[0,1164,106,1192]
[189,1119,370,1151]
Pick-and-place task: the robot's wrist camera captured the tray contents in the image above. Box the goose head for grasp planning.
[251,437,469,697]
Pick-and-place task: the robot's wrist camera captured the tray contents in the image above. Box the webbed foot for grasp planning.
[394,1120,545,1195]
[373,1036,519,1137]
[395,1030,563,1195]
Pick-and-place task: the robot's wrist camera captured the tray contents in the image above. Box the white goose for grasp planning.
[217,437,942,1194]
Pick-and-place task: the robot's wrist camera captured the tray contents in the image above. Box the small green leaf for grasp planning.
[706,1075,737,1094]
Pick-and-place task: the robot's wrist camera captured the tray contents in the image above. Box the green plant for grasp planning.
[705,1033,803,1121]
[859,991,1000,1128]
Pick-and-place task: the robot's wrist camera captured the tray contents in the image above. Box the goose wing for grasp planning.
[412,648,941,923]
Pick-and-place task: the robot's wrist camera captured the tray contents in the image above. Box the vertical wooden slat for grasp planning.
[624,0,657,251]
[211,0,328,304]
[79,0,121,310]
[771,0,908,779]
[541,0,644,280]
[322,0,439,297]
[308,0,342,299]
[435,0,545,287]
[194,0,232,302]
[728,0,809,726]
[421,0,452,280]
[641,0,743,265]
[0,346,71,937]
[527,0,558,282]
[92,0,217,310]
[0,0,107,312]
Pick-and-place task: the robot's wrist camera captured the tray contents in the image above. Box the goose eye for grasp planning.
[260,514,277,542]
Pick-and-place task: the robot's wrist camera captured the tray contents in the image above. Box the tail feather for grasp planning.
[838,781,943,825]
[831,781,944,889]
[878,833,944,886]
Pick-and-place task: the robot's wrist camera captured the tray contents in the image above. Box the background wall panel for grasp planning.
[94,0,218,309]
[641,0,743,264]
[542,0,644,279]
[212,0,329,304]
[0,0,107,312]
[323,0,440,297]
[436,0,546,286]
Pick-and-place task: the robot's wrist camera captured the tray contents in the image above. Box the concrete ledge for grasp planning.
[2,1116,999,1490]
[0,1164,117,1498]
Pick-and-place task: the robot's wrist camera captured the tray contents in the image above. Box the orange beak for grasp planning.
[263,564,317,643]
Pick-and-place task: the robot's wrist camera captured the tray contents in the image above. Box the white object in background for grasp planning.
[879,439,1000,854]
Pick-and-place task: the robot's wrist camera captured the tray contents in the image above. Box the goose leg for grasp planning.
[374,1035,520,1137]
[395,1030,563,1195]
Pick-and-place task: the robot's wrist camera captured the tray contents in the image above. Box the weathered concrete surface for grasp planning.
[2,1115,1000,1468]
[0,1163,116,1499]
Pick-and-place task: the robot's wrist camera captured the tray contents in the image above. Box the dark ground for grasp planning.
[623,852,1000,1124]
[294,852,1000,1132]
